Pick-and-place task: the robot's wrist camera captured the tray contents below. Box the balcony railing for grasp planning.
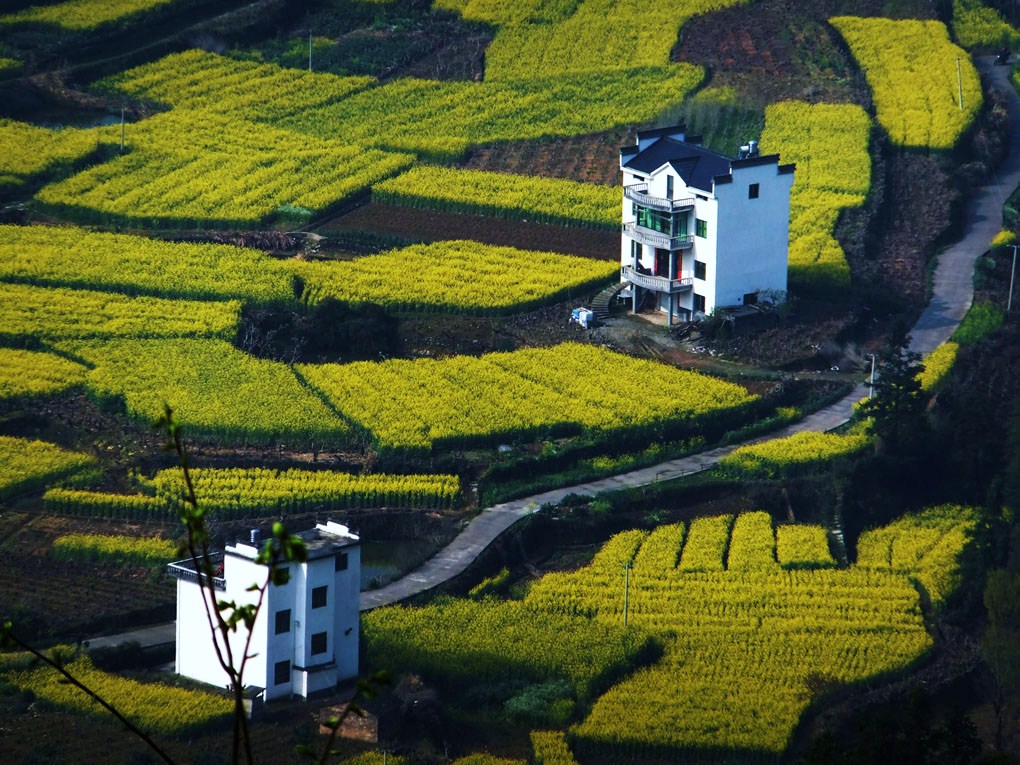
[623,223,694,251]
[622,265,693,294]
[624,183,696,212]
[168,555,227,591]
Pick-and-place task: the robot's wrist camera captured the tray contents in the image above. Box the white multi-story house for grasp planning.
[620,125,794,323]
[169,521,360,701]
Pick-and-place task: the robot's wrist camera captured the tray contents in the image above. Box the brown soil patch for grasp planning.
[673,0,933,106]
[461,130,628,186]
[393,24,491,82]
[399,298,602,360]
[319,202,619,260]
[0,548,174,638]
[861,153,956,308]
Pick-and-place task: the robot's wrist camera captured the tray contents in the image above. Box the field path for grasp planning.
[88,59,1018,651]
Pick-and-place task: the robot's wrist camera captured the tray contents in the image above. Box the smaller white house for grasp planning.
[620,125,795,323]
[169,521,361,701]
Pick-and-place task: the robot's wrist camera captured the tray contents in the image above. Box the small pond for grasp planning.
[359,538,434,591]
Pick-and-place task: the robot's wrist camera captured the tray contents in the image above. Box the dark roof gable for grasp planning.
[622,136,732,192]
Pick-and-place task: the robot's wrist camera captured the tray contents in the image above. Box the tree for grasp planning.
[982,568,1020,750]
[859,327,929,456]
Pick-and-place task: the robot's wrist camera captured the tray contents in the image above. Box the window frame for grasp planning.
[748,183,760,199]
[274,660,290,686]
[695,218,708,238]
[694,260,707,281]
[694,293,706,313]
[274,608,291,635]
[311,585,328,609]
[311,631,328,656]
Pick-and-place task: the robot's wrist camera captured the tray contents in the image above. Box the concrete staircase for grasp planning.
[591,280,629,320]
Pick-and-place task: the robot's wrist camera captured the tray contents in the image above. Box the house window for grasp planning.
[312,585,328,609]
[666,175,674,199]
[335,552,348,572]
[274,609,291,635]
[636,207,687,238]
[694,261,707,281]
[748,183,760,199]
[311,631,328,655]
[631,240,642,262]
[696,219,708,238]
[274,660,290,686]
[694,294,706,313]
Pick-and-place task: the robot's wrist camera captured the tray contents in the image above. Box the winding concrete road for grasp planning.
[88,58,1020,651]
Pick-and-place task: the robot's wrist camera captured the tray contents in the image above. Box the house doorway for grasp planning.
[655,248,671,278]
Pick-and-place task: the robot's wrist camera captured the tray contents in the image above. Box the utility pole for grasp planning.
[869,353,876,399]
[1009,244,1018,313]
[308,31,312,72]
[956,57,964,111]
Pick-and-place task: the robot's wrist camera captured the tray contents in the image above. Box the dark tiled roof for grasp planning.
[622,137,732,191]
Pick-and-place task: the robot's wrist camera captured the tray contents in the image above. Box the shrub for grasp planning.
[952,301,1004,344]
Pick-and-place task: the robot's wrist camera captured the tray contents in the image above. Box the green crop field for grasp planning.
[0,224,295,303]
[359,508,976,758]
[0,436,99,501]
[529,507,974,757]
[373,166,619,229]
[760,101,872,291]
[830,17,981,150]
[1,651,231,734]
[0,0,181,31]
[0,348,88,401]
[293,240,618,313]
[299,342,756,455]
[45,466,462,520]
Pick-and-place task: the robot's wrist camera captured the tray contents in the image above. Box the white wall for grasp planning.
[262,558,295,700]
[224,550,272,695]
[333,545,361,681]
[175,552,272,695]
[176,579,228,690]
[691,195,719,315]
[713,164,792,310]
[294,556,336,694]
